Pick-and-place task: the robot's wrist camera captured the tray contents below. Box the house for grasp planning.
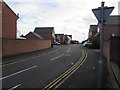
[89,15,120,64]
[67,35,72,44]
[68,35,72,40]
[25,32,44,40]
[102,15,120,64]
[34,27,56,42]
[1,1,51,56]
[55,34,64,44]
[0,1,19,39]
[87,15,120,87]
[102,15,120,88]
[63,34,72,44]
[88,25,97,41]
[89,15,120,63]
[104,15,120,40]
[88,25,100,48]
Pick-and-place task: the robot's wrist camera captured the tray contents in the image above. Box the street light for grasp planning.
[82,33,85,40]
[92,2,114,88]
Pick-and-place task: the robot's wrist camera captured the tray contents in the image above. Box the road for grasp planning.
[1,44,87,89]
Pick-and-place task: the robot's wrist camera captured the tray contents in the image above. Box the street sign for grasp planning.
[92,7,114,22]
[92,8,101,22]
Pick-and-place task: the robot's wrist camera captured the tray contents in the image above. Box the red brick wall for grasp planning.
[110,37,120,67]
[103,25,120,60]
[1,2,18,39]
[0,2,2,38]
[2,39,51,56]
[104,40,110,60]
[104,25,120,40]
[104,37,120,67]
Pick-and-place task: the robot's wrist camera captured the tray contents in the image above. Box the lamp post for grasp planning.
[92,2,114,88]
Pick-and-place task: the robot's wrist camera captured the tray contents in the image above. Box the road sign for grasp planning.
[92,7,114,22]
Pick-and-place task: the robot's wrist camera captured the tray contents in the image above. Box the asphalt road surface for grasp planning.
[1,44,85,89]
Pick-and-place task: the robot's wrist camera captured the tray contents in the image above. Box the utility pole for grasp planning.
[92,2,114,88]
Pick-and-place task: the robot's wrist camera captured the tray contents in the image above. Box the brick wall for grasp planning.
[110,37,120,67]
[104,40,110,60]
[103,25,120,61]
[0,2,2,38]
[2,39,51,56]
[104,37,120,67]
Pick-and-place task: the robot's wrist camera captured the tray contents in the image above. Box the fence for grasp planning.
[2,38,51,56]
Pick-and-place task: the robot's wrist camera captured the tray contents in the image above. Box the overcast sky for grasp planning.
[4,0,119,42]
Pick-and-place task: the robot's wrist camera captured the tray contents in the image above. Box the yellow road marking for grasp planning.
[43,50,84,89]
[1,47,61,67]
[43,49,87,89]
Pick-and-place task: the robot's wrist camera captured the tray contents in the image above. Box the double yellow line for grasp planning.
[43,49,87,89]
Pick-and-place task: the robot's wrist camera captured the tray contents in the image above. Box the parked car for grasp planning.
[83,41,92,47]
[52,41,60,45]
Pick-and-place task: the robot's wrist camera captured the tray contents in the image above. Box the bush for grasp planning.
[86,43,92,48]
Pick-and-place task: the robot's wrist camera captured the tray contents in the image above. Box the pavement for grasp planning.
[59,45,100,88]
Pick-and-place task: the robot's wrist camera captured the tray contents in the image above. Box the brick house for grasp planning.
[25,32,44,40]
[0,1,19,39]
[1,1,51,56]
[88,15,120,87]
[55,34,64,44]
[103,16,120,88]
[63,34,72,44]
[88,25,100,48]
[88,25,97,41]
[34,27,56,42]
[89,15,120,64]
[103,15,120,64]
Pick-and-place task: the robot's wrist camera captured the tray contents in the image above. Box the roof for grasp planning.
[32,32,44,39]
[1,1,19,19]
[26,32,44,39]
[89,25,97,32]
[34,27,54,34]
[55,34,64,37]
[105,15,120,25]
[67,35,72,39]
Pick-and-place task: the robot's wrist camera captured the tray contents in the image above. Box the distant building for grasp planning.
[88,25,97,41]
[67,35,72,40]
[88,25,99,48]
[67,35,72,44]
[63,34,72,44]
[34,27,56,42]
[55,34,64,44]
